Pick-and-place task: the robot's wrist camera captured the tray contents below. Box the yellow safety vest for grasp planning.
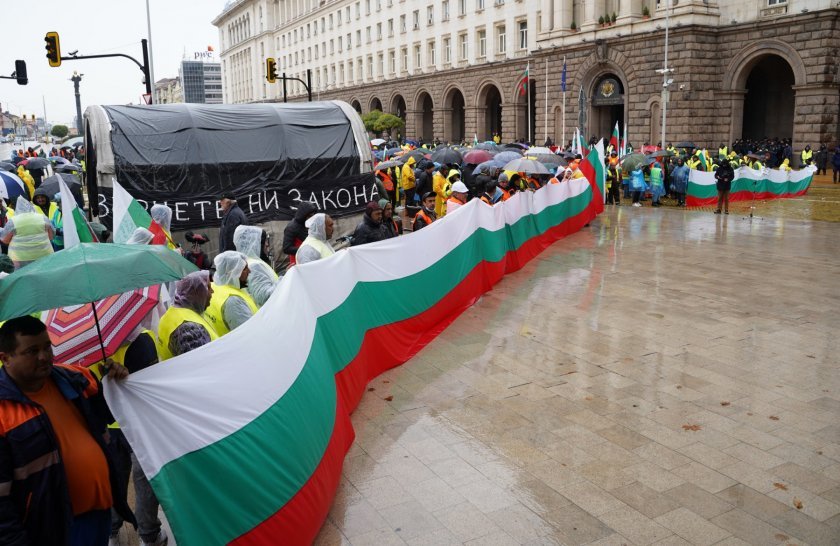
[205,283,259,336]
[8,212,54,263]
[800,149,812,163]
[33,202,58,220]
[718,147,728,159]
[298,236,334,261]
[157,306,219,361]
[247,258,278,281]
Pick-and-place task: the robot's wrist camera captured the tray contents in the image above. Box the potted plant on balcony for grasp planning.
[611,12,617,23]
[571,21,578,31]
[598,15,605,26]
[642,5,651,19]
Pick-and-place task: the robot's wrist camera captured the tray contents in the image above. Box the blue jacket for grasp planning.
[0,365,135,545]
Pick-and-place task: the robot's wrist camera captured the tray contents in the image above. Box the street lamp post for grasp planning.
[657,0,674,149]
[71,72,83,135]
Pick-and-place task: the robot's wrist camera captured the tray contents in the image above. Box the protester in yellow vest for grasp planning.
[800,145,813,166]
[0,197,54,269]
[780,158,792,171]
[432,165,451,217]
[296,213,336,265]
[32,188,59,220]
[205,251,259,336]
[158,270,219,360]
[718,144,728,161]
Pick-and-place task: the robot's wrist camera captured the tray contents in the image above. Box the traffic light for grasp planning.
[45,31,61,67]
[266,58,278,83]
[14,60,27,85]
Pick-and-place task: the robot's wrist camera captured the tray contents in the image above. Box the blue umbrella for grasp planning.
[474,159,504,175]
[0,171,28,203]
[495,151,524,164]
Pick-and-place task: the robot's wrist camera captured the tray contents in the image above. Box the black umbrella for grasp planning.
[649,150,675,158]
[505,142,528,150]
[58,163,82,174]
[401,149,429,162]
[39,173,84,208]
[474,142,500,152]
[0,162,16,173]
[374,159,404,171]
[431,147,463,165]
[675,141,697,150]
[23,157,51,170]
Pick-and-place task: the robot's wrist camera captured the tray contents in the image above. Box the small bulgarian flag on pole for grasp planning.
[610,122,620,151]
[517,64,529,96]
[58,178,98,248]
[112,179,173,246]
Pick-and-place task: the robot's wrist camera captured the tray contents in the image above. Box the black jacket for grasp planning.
[351,214,387,246]
[282,203,317,257]
[415,171,434,198]
[219,203,247,253]
[0,366,135,545]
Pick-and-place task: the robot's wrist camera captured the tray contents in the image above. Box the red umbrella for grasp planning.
[462,150,493,165]
[44,285,162,366]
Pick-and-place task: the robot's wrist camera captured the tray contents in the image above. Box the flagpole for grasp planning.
[562,56,566,150]
[527,61,532,144]
[544,58,548,144]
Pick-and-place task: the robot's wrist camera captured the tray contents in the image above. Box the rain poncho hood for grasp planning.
[173,270,211,314]
[233,225,264,260]
[150,204,172,232]
[214,251,248,289]
[125,227,154,245]
[293,202,318,223]
[305,213,329,241]
[14,196,35,214]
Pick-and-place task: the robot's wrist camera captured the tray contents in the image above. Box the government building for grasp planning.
[212,0,839,154]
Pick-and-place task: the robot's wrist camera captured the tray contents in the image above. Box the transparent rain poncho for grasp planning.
[125,227,154,245]
[150,204,172,232]
[213,251,254,331]
[5,196,54,267]
[233,225,278,307]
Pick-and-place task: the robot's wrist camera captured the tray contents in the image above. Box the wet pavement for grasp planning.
[315,205,840,545]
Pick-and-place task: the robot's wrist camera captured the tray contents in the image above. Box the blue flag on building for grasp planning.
[561,57,567,92]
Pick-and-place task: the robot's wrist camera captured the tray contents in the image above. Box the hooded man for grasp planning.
[497,172,513,201]
[800,145,813,167]
[234,225,279,307]
[149,204,175,249]
[379,198,402,238]
[296,213,336,264]
[218,191,248,253]
[401,155,417,204]
[412,192,437,231]
[0,196,55,269]
[351,201,388,246]
[415,161,435,200]
[282,202,317,266]
[32,187,57,219]
[670,158,689,207]
[205,251,258,335]
[157,271,219,360]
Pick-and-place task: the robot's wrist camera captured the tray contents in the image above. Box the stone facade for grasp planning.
[308,10,839,154]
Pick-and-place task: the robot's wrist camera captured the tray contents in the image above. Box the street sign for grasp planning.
[141,93,152,105]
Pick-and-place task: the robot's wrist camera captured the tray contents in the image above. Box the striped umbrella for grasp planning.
[44,285,162,366]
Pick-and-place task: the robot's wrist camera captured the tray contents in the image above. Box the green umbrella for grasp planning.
[620,153,652,173]
[0,243,198,322]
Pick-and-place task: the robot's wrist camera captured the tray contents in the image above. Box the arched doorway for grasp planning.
[390,94,406,122]
[590,75,625,144]
[351,100,362,114]
[444,87,466,144]
[742,56,795,140]
[514,79,537,143]
[370,97,383,112]
[415,92,434,141]
[477,84,503,141]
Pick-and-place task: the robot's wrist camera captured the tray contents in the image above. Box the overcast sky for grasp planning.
[1,0,222,125]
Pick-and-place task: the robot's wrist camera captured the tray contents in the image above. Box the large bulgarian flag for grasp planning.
[105,177,602,546]
[686,165,815,207]
[112,179,171,245]
[58,178,98,247]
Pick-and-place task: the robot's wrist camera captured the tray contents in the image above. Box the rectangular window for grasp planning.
[442,1,450,20]
[389,50,396,73]
[428,41,436,66]
[377,22,382,40]
[337,11,342,26]
[338,37,343,52]
[414,45,421,69]
[357,58,363,79]
[357,30,362,44]
[494,0,504,5]
[377,53,384,78]
[366,26,371,43]
[477,0,485,10]
[348,60,354,83]
[366,0,371,14]
[347,33,352,48]
[367,55,373,79]
[478,30,486,58]
[459,33,468,60]
[330,39,334,54]
[427,5,434,25]
[346,6,351,21]
[518,20,528,49]
[444,37,451,63]
[401,47,408,70]
[497,25,506,54]
[459,0,467,15]
[413,10,420,29]
[388,19,394,36]
[356,2,361,18]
